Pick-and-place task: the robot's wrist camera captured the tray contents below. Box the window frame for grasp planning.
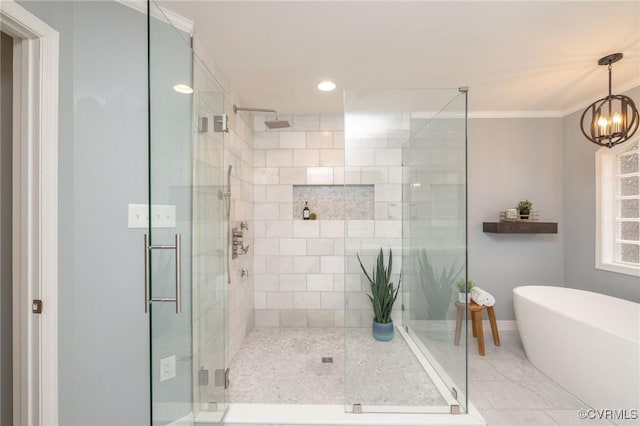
[595,139,640,277]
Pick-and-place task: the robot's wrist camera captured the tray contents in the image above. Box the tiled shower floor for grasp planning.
[226,327,619,425]
[227,327,446,407]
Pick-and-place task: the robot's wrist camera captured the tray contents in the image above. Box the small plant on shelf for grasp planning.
[516,199,533,219]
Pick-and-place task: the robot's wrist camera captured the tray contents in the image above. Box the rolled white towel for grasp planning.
[471,287,495,307]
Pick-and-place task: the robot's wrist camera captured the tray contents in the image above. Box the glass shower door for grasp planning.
[401,90,469,412]
[148,2,227,424]
[343,89,467,414]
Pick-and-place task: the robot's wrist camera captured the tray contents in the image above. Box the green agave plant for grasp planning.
[417,250,463,320]
[357,248,401,324]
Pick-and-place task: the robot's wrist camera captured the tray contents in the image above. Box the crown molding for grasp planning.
[410,110,565,119]
[468,110,564,119]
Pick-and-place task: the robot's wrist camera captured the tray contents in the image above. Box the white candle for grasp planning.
[597,116,608,136]
[612,113,622,133]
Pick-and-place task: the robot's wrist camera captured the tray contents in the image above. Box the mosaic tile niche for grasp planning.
[293,185,374,220]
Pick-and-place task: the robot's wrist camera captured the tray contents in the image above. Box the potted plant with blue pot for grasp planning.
[357,248,401,341]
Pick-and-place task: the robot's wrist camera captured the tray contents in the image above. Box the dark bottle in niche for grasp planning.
[303,202,310,220]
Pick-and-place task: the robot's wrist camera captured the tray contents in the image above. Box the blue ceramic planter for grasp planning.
[372,319,394,341]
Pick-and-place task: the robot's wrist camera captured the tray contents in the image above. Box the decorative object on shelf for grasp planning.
[417,250,463,320]
[357,248,401,342]
[505,208,518,220]
[455,278,474,303]
[516,199,533,220]
[309,212,317,220]
[580,53,639,148]
[499,210,540,222]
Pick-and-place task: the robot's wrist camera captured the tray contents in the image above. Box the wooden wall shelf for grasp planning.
[483,221,558,234]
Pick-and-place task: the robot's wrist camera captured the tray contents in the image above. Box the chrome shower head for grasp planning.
[233,104,291,129]
[265,119,291,129]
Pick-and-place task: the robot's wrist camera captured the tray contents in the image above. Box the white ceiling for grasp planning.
[160,1,640,116]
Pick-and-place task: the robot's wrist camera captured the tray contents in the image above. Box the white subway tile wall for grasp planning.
[253,113,403,327]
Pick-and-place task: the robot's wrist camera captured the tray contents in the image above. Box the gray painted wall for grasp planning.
[17,2,149,424]
[1,30,14,426]
[468,118,565,320]
[562,86,640,303]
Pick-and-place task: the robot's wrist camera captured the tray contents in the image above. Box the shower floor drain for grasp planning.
[321,357,333,363]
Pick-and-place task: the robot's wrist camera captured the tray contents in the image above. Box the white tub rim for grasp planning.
[513,285,639,344]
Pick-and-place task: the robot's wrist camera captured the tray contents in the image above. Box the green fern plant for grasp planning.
[357,248,401,324]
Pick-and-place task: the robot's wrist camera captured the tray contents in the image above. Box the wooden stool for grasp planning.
[454,300,500,356]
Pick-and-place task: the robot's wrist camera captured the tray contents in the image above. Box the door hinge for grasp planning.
[214,368,230,389]
[32,299,43,314]
[198,368,209,386]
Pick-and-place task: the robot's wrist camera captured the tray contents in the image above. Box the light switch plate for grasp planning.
[128,204,176,229]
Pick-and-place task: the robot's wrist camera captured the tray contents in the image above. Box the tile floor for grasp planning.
[227,327,445,407]
[466,331,615,426]
[227,327,624,425]
[414,327,620,425]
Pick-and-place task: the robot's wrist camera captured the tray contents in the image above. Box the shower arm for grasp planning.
[232,105,278,116]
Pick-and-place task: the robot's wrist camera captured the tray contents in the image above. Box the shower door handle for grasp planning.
[144,233,182,314]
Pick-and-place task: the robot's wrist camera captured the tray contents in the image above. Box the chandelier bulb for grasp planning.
[612,113,622,124]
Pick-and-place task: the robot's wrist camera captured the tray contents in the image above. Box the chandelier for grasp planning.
[580,53,639,148]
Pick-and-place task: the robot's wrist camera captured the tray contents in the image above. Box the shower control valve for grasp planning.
[231,227,249,258]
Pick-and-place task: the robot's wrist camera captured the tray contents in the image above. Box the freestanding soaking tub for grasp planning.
[513,285,640,410]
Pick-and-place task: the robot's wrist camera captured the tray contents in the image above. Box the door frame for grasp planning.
[0,1,59,425]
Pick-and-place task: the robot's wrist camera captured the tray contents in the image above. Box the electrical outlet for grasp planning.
[160,355,176,382]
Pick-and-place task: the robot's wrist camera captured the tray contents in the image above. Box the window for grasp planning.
[596,140,640,276]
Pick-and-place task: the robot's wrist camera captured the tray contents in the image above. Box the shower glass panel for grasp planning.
[343,89,467,414]
[402,90,469,413]
[190,53,228,423]
[148,2,227,424]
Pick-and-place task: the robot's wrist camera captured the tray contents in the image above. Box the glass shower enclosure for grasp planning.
[343,88,468,414]
[148,2,227,424]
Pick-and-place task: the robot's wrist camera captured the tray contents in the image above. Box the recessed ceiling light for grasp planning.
[173,84,193,94]
[317,81,336,92]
